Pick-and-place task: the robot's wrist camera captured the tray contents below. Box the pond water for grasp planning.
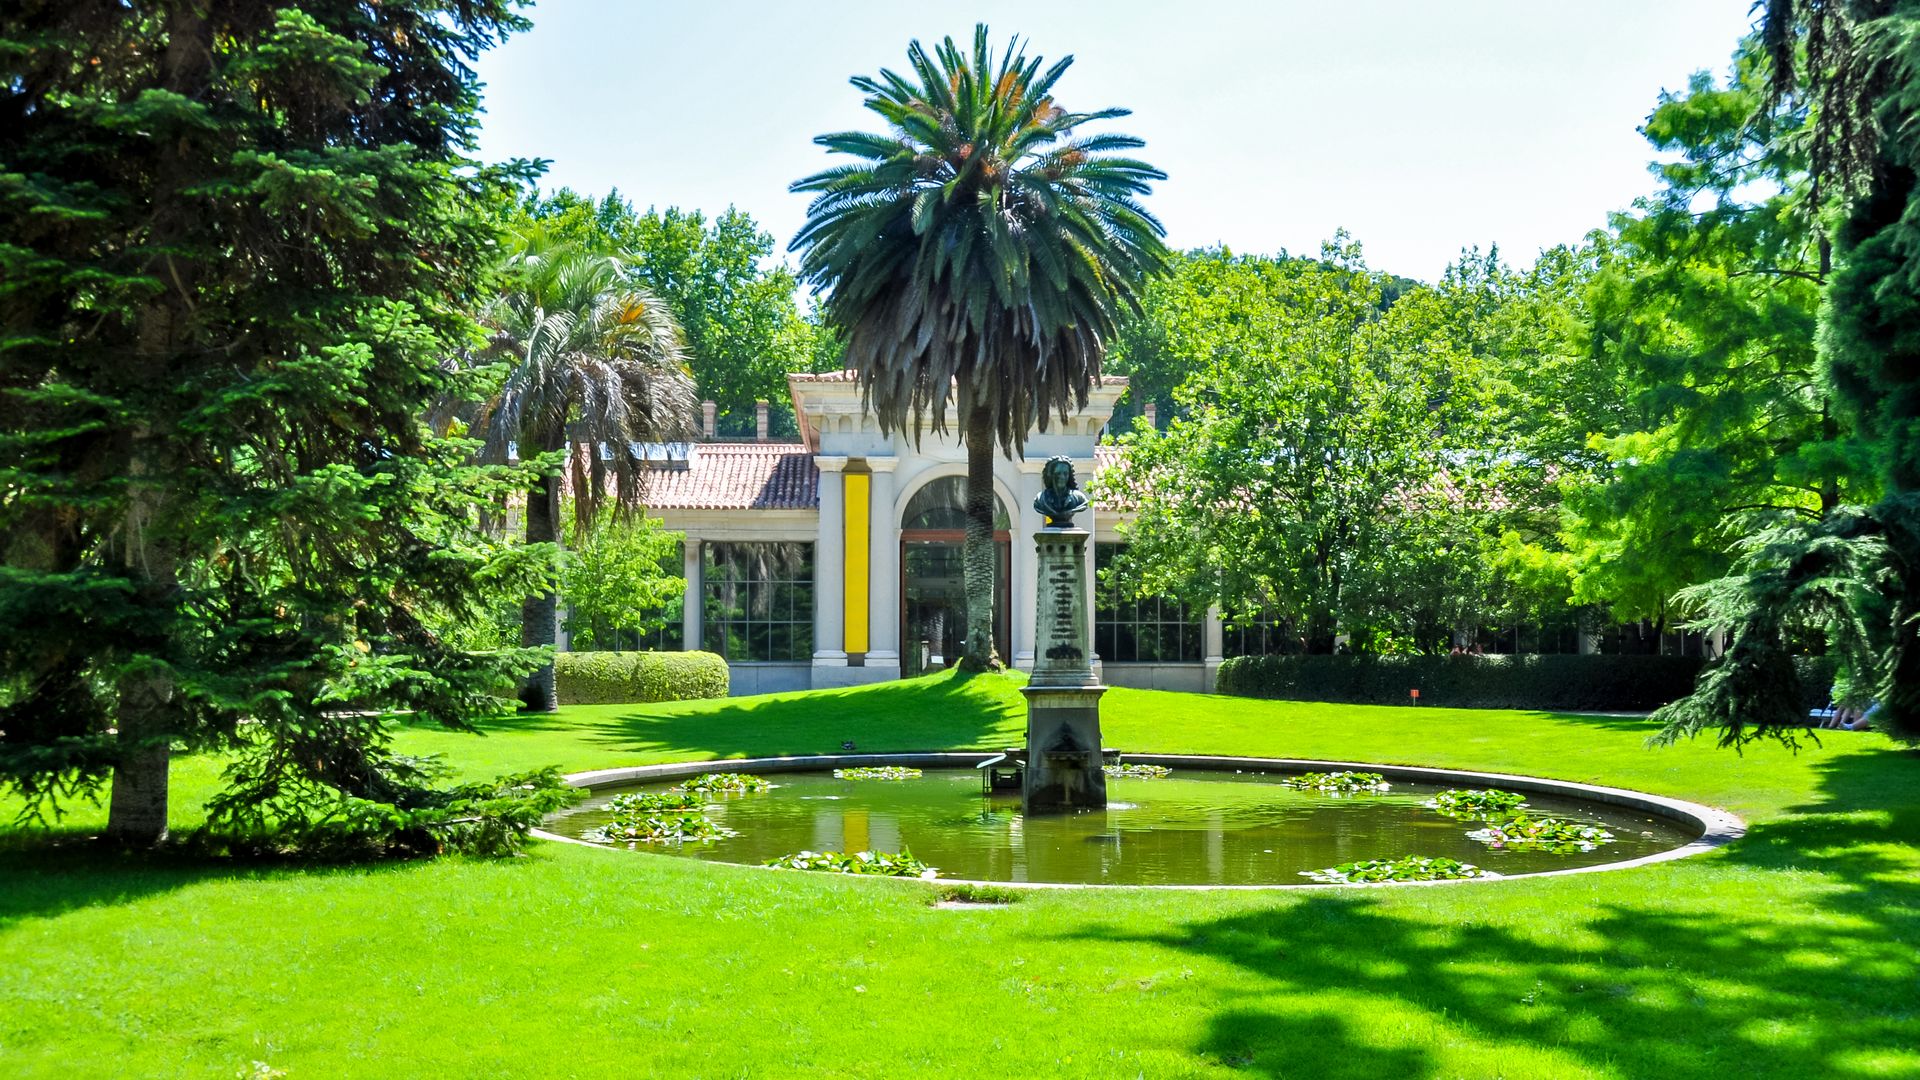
[545,768,1696,886]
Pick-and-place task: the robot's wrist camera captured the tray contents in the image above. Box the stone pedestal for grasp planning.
[1021,526,1106,813]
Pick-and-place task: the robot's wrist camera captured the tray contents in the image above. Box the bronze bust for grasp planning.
[1033,455,1090,528]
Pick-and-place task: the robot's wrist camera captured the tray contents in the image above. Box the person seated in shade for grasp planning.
[1845,703,1880,732]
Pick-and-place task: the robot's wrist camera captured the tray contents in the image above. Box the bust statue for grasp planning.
[1033,455,1090,528]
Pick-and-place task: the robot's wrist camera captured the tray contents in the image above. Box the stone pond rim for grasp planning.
[531,752,1748,891]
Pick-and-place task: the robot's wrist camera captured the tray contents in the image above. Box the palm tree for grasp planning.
[791,25,1168,671]
[464,229,697,710]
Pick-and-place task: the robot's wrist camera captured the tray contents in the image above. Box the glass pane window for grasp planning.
[1094,543,1202,663]
[702,542,815,662]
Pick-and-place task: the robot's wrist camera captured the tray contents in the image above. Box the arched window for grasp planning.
[902,475,1010,532]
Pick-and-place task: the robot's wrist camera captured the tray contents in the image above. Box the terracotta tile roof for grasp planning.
[645,443,818,511]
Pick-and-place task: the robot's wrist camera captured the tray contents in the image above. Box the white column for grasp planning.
[681,537,702,652]
[1203,603,1225,692]
[814,456,848,666]
[1011,456,1046,671]
[867,456,901,676]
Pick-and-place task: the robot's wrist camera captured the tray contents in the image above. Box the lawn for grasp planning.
[2,670,1915,1079]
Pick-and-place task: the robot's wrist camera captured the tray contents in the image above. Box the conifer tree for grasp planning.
[0,1,569,850]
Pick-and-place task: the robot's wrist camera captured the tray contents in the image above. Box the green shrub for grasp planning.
[554,650,729,705]
[1216,653,1840,713]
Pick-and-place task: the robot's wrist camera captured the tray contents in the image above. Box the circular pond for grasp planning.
[543,761,1704,887]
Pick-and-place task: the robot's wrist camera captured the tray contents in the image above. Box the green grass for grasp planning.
[3,669,1916,1079]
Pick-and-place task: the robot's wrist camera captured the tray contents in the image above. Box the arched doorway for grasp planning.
[899,476,1010,674]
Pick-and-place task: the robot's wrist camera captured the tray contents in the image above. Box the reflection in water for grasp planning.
[549,770,1696,887]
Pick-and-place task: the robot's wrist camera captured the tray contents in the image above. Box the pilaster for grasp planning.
[682,538,703,652]
[866,457,901,677]
[813,456,848,667]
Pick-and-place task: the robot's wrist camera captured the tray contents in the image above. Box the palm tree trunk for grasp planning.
[520,472,561,712]
[960,407,1002,671]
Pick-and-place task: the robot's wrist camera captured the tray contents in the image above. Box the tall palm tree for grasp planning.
[465,229,697,710]
[791,25,1169,671]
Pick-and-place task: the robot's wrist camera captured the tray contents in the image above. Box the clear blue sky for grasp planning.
[472,1,1756,282]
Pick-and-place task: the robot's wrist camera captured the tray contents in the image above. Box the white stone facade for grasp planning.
[638,374,1222,694]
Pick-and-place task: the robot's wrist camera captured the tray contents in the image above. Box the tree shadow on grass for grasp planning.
[0,843,464,928]
[1061,747,1920,1079]
[549,669,1028,763]
[1071,891,1917,1078]
[1200,1008,1433,1077]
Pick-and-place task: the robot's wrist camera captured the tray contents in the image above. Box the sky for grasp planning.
[472,1,1758,283]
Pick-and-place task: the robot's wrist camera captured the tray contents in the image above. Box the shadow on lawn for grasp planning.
[0,843,454,928]
[555,670,1026,762]
[1064,746,1920,1079]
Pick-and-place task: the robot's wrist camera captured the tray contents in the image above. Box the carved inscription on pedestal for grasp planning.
[1044,549,1082,660]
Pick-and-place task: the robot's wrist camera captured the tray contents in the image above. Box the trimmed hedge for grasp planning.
[1215,653,1841,713]
[554,650,730,706]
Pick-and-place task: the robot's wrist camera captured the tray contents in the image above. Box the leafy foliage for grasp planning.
[767,849,938,878]
[505,191,830,433]
[833,766,923,780]
[560,508,685,650]
[1096,241,1542,654]
[1280,771,1392,794]
[196,767,578,860]
[1299,856,1488,884]
[1542,49,1870,626]
[1103,763,1172,779]
[1467,816,1615,853]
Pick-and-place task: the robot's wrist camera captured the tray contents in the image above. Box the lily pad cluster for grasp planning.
[1425,788,1529,819]
[674,772,777,795]
[586,774,778,846]
[1468,815,1614,853]
[833,766,923,781]
[1282,770,1392,793]
[1301,856,1488,884]
[766,849,938,878]
[1103,763,1172,779]
[583,812,737,845]
[606,790,704,815]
